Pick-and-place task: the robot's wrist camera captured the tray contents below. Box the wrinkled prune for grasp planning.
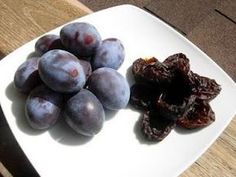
[132,57,171,84]
[132,58,157,74]
[165,71,192,104]
[157,93,196,120]
[130,53,221,142]
[132,57,157,81]
[156,70,196,120]
[163,53,190,75]
[177,100,215,129]
[141,111,176,141]
[189,71,221,101]
[130,83,161,110]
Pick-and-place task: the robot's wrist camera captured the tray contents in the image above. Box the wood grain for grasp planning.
[0,162,13,177]
[79,0,152,11]
[188,11,236,81]
[0,0,90,58]
[146,0,217,34]
[66,0,93,13]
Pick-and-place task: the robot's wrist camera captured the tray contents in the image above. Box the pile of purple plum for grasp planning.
[14,22,130,137]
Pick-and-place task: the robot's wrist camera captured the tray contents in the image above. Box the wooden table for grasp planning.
[0,0,235,177]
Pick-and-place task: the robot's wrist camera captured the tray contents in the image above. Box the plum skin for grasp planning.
[25,85,63,130]
[92,38,125,70]
[35,34,64,55]
[87,67,130,110]
[60,22,101,57]
[38,49,86,93]
[14,57,41,94]
[79,59,92,80]
[64,89,105,136]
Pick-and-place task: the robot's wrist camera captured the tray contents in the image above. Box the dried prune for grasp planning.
[189,71,221,101]
[165,70,193,104]
[157,93,196,120]
[163,53,190,75]
[141,111,176,141]
[130,83,161,110]
[132,57,157,82]
[132,57,157,77]
[156,70,196,120]
[177,100,215,129]
[130,53,221,142]
[132,57,171,84]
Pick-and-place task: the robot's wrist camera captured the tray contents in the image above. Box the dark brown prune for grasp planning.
[132,57,171,84]
[132,57,157,76]
[165,70,193,104]
[141,111,176,141]
[129,83,161,110]
[189,71,221,101]
[130,53,221,142]
[177,100,215,129]
[163,53,190,75]
[157,93,196,120]
[156,71,196,120]
[132,57,157,82]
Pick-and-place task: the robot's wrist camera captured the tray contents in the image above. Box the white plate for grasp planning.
[0,5,236,177]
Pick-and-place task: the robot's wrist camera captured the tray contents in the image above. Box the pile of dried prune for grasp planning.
[130,53,221,141]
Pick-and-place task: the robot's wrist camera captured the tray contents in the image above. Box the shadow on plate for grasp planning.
[125,65,135,87]
[174,124,205,135]
[104,108,118,121]
[49,106,119,145]
[124,102,143,113]
[48,118,92,146]
[5,82,44,135]
[123,68,159,145]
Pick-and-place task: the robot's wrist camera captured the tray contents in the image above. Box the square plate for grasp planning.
[0,5,236,177]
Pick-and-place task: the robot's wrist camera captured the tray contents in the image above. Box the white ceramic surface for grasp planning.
[0,5,236,177]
